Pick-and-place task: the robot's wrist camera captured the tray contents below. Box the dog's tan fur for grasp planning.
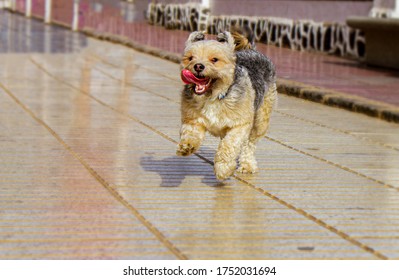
[177,31,277,180]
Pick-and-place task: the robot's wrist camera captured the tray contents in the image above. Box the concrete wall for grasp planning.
[209,0,373,23]
[373,0,395,8]
[147,2,366,58]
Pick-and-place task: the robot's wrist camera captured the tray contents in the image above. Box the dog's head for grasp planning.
[181,31,236,96]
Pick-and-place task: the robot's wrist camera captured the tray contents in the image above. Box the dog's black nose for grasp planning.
[194,63,205,72]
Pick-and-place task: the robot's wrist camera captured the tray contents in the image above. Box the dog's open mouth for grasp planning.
[181,69,212,95]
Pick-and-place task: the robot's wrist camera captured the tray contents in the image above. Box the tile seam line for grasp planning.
[90,57,399,192]
[265,136,399,192]
[196,155,389,260]
[92,65,177,104]
[91,53,399,153]
[89,53,182,87]
[0,82,188,261]
[27,59,388,260]
[274,111,399,152]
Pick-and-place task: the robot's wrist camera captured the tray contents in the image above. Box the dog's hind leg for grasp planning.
[214,123,252,180]
[238,139,259,174]
[238,84,277,174]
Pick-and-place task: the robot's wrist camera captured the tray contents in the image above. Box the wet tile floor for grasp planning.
[0,11,399,260]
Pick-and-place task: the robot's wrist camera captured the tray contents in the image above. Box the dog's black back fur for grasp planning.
[235,49,276,110]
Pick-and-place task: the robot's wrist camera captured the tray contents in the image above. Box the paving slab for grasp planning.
[0,11,399,260]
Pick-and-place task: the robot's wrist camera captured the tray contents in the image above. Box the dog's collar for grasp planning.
[218,83,234,100]
[218,93,226,100]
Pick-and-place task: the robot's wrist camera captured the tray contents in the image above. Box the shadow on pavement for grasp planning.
[140,149,226,188]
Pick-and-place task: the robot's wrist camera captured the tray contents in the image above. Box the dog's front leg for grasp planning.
[176,122,206,156]
[214,124,251,180]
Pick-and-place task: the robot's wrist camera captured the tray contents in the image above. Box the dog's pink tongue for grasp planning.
[181,69,208,85]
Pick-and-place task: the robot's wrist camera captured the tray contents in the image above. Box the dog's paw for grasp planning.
[176,142,197,156]
[214,160,236,180]
[237,162,258,174]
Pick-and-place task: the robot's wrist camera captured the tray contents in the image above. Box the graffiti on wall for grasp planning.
[146,3,365,58]
[147,3,210,31]
[209,16,365,58]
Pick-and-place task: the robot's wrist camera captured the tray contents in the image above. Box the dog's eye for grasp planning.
[188,56,193,61]
[211,58,219,63]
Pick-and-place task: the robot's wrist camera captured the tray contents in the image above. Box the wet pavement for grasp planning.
[1,10,399,260]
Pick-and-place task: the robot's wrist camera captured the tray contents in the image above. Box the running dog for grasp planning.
[177,30,277,180]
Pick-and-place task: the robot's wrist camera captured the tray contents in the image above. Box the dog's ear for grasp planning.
[185,31,206,47]
[216,31,235,50]
[230,25,255,51]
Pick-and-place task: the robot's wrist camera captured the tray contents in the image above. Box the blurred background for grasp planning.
[1,0,398,67]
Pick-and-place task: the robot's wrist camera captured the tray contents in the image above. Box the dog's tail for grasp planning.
[230,25,255,51]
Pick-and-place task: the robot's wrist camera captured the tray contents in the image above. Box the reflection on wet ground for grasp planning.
[0,11,87,53]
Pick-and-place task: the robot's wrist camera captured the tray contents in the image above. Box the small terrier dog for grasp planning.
[176,29,277,180]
